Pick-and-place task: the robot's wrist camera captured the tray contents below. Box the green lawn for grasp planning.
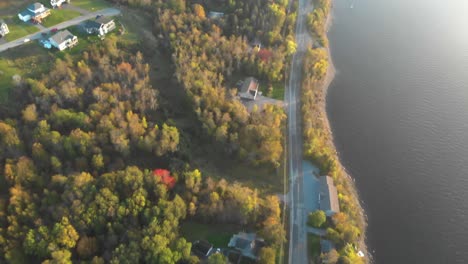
[2,17,39,42]
[0,59,19,101]
[308,234,321,260]
[270,81,285,100]
[72,0,111,11]
[0,43,53,102]
[42,9,81,27]
[180,221,240,248]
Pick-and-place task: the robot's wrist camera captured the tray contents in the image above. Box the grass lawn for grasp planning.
[72,0,111,11]
[0,42,53,102]
[2,17,39,42]
[180,221,240,248]
[270,81,285,100]
[42,9,81,28]
[308,234,321,260]
[0,59,19,100]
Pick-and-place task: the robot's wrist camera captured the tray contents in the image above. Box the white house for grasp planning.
[0,20,9,37]
[50,0,69,8]
[84,17,116,36]
[18,3,50,22]
[49,30,78,51]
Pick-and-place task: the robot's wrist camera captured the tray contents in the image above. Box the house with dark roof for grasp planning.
[228,232,265,260]
[51,0,69,8]
[238,77,259,101]
[84,17,116,36]
[319,176,340,216]
[18,3,51,23]
[0,20,9,37]
[49,30,78,51]
[191,240,213,258]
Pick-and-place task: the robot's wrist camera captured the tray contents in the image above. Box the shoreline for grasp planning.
[319,7,370,262]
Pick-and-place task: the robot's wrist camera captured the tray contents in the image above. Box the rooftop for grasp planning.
[319,176,340,215]
[228,232,265,259]
[96,16,114,24]
[192,240,213,257]
[50,30,75,44]
[28,2,45,12]
[239,77,259,100]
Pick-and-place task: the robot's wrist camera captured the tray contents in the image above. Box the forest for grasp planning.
[0,38,285,263]
[0,0,295,263]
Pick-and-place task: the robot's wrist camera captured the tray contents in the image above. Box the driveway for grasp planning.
[0,8,120,53]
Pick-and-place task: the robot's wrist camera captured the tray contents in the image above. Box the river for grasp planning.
[327,0,468,263]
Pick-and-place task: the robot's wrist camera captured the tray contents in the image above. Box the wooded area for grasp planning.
[0,0,293,262]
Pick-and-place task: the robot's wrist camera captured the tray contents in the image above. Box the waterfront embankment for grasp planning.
[301,0,369,262]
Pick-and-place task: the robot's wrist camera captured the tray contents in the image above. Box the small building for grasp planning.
[238,77,259,101]
[228,232,265,260]
[51,0,69,8]
[0,20,9,37]
[18,3,51,23]
[49,30,78,51]
[84,17,116,36]
[191,240,213,259]
[319,176,340,216]
[208,11,224,19]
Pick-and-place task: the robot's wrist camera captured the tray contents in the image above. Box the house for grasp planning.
[228,232,265,260]
[319,176,340,216]
[238,77,259,101]
[49,30,78,51]
[18,3,51,23]
[0,20,9,37]
[51,0,69,8]
[208,11,224,19]
[84,17,116,36]
[191,240,213,258]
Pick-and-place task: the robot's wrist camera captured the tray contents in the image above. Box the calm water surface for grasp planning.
[327,0,468,263]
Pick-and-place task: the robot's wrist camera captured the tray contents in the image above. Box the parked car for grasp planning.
[51,28,58,33]
[96,14,103,19]
[23,38,30,43]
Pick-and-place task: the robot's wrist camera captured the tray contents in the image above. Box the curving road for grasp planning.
[0,7,120,53]
[286,0,314,263]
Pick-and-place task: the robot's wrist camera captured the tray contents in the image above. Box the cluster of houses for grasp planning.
[40,17,116,51]
[192,232,266,263]
[0,1,117,51]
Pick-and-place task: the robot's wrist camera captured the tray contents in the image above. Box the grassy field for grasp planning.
[2,17,39,42]
[0,42,53,102]
[42,9,81,28]
[180,221,240,248]
[72,0,111,11]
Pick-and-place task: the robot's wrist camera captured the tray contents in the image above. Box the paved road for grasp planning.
[0,8,120,53]
[286,0,314,262]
